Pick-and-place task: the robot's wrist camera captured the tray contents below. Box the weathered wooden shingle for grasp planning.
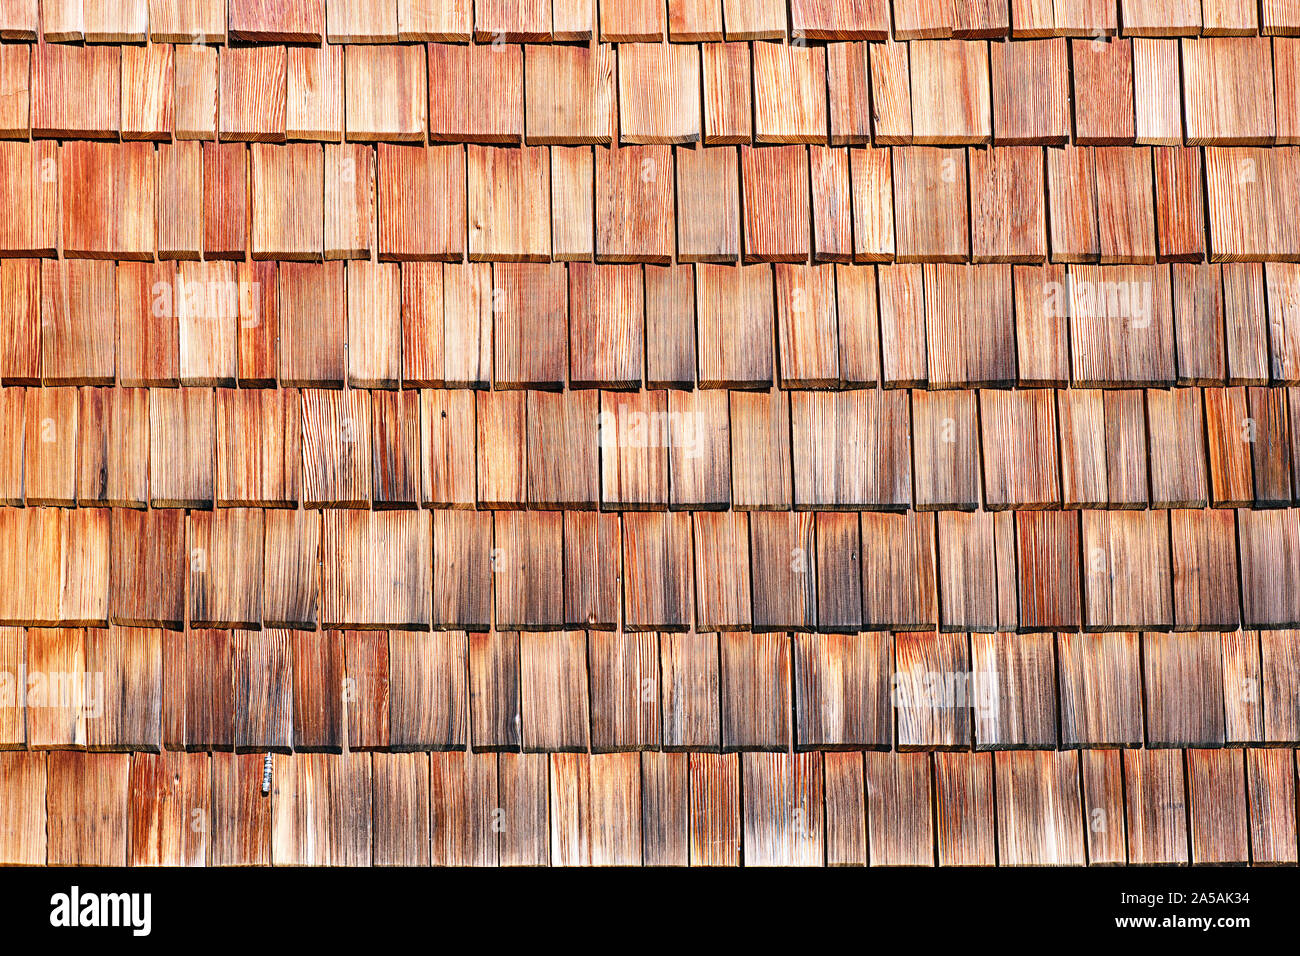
[992,39,1068,143]
[794,632,889,748]
[790,389,911,509]
[910,40,990,143]
[893,147,968,261]
[995,751,1084,865]
[525,44,614,144]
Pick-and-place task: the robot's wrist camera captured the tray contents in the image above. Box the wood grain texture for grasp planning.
[346,262,400,388]
[791,0,887,38]
[588,630,660,751]
[493,262,566,388]
[1154,147,1205,260]
[622,512,691,628]
[894,630,970,747]
[520,631,590,752]
[377,144,465,260]
[991,38,1067,143]
[934,751,995,865]
[863,751,932,865]
[149,387,213,508]
[252,142,322,260]
[1260,630,1300,742]
[668,0,720,38]
[1133,39,1180,146]
[129,751,209,866]
[32,42,119,138]
[676,146,738,261]
[1238,508,1300,626]
[1183,37,1275,145]
[568,264,642,386]
[326,0,398,40]
[1046,146,1098,261]
[791,389,910,509]
[494,511,563,630]
[525,44,614,144]
[696,264,773,387]
[1144,632,1226,746]
[563,511,618,628]
[189,509,263,629]
[661,631,720,750]
[111,509,185,628]
[121,43,173,141]
[729,388,791,509]
[979,388,1059,508]
[475,0,550,40]
[910,40,990,143]
[9,3,1300,875]
[321,509,431,629]
[388,630,465,750]
[219,46,285,143]
[749,511,816,630]
[912,389,978,509]
[263,510,319,629]
[742,752,823,865]
[216,389,299,507]
[47,751,129,865]
[150,0,227,41]
[970,148,1045,262]
[794,632,889,748]
[861,511,935,629]
[640,751,688,865]
[720,631,790,750]
[692,512,751,629]
[301,387,369,506]
[0,752,45,863]
[1247,747,1297,863]
[925,264,1015,386]
[1072,38,1134,145]
[822,751,865,864]
[372,751,430,866]
[1016,512,1082,630]
[776,263,840,385]
[826,42,870,144]
[1057,631,1142,746]
[721,0,783,38]
[741,145,810,262]
[229,0,324,41]
[752,41,825,144]
[430,751,497,865]
[618,42,699,144]
[689,752,740,864]
[547,753,593,866]
[971,632,1057,748]
[61,142,153,259]
[893,147,968,261]
[813,511,862,630]
[995,751,1084,865]
[1080,748,1126,864]
[1124,748,1189,864]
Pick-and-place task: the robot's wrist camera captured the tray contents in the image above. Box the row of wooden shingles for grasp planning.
[0,746,1295,865]
[9,137,1300,262]
[10,36,1300,147]
[1,625,1297,752]
[6,257,1300,387]
[16,0,1300,45]
[0,499,1299,631]
[3,380,1300,508]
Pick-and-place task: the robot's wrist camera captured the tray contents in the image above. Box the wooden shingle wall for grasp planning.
[0,0,1299,868]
